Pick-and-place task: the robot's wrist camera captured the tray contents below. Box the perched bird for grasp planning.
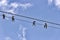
[2,14,5,19]
[12,16,15,21]
[44,23,47,29]
[33,21,36,26]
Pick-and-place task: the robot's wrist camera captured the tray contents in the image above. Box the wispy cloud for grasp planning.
[17,25,27,40]
[48,0,53,5]
[4,37,12,40]
[48,0,60,9]
[0,0,8,6]
[0,0,33,19]
[0,0,33,12]
[54,0,60,8]
[0,0,33,20]
[0,0,8,10]
[22,28,27,40]
[19,3,33,9]
[10,2,19,9]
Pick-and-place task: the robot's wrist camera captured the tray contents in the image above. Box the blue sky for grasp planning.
[0,0,60,40]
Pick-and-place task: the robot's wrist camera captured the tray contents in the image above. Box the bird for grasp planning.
[2,14,5,19]
[33,21,36,26]
[44,23,47,29]
[12,16,15,21]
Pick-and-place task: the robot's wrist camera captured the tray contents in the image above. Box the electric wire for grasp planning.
[0,11,60,26]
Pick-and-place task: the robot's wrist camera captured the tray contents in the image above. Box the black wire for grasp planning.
[48,26,60,29]
[0,11,60,26]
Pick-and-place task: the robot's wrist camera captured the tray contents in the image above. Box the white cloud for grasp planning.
[10,2,19,8]
[8,9,14,13]
[0,0,8,10]
[48,0,60,8]
[19,25,23,31]
[19,3,32,9]
[48,0,53,5]
[22,37,26,40]
[22,28,27,37]
[22,28,27,40]
[0,0,33,13]
[54,0,60,8]
[17,33,23,40]
[0,0,33,20]
[17,25,27,40]
[0,0,8,6]
[4,37,12,40]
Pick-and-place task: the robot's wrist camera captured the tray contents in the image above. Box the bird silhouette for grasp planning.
[44,23,47,29]
[12,16,15,21]
[2,14,5,19]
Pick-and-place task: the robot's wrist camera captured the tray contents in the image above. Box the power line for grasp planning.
[0,11,60,26]
[48,26,60,29]
[0,14,60,30]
